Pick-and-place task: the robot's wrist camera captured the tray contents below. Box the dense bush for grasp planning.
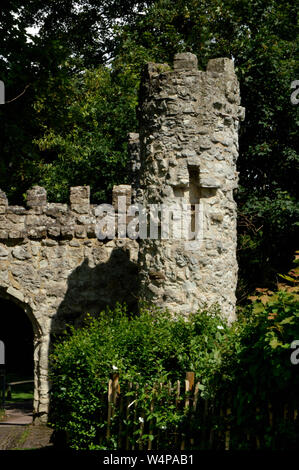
[213,289,299,449]
[49,291,299,450]
[49,304,230,449]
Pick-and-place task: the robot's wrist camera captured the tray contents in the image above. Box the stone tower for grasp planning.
[137,53,245,322]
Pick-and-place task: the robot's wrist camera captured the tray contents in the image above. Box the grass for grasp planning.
[9,389,33,401]
[11,427,30,450]
[5,372,34,403]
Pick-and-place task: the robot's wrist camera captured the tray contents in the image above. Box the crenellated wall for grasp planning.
[0,185,138,422]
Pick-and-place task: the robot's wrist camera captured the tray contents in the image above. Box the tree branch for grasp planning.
[5,84,30,104]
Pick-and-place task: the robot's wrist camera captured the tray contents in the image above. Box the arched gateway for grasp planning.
[0,289,43,417]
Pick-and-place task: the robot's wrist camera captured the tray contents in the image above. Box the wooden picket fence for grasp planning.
[102,372,299,450]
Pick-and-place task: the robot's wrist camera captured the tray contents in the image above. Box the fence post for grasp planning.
[186,372,195,392]
[107,378,113,440]
[125,382,133,450]
[190,382,200,448]
[112,372,120,410]
[225,398,231,451]
[148,385,156,450]
[107,372,120,441]
[131,383,139,451]
[181,372,195,450]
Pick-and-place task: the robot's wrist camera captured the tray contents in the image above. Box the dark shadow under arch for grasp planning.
[0,287,41,339]
[0,296,34,377]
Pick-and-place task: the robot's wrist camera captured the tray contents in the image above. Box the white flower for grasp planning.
[138,417,144,423]
[112,365,118,370]
[217,325,224,330]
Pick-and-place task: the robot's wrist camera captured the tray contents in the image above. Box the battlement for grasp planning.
[0,184,132,241]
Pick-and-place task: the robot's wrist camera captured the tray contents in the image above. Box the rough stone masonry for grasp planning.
[0,185,138,422]
[137,53,245,322]
[0,53,244,422]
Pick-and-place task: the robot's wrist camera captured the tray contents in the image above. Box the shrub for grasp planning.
[49,291,299,450]
[49,303,230,449]
[211,289,299,449]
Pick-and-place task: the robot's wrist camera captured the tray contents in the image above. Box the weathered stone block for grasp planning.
[8,230,25,240]
[0,246,8,258]
[7,205,26,215]
[0,230,8,239]
[70,186,90,214]
[112,185,132,212]
[0,190,8,214]
[173,52,198,71]
[28,227,47,239]
[207,57,235,75]
[47,225,61,238]
[46,203,68,218]
[74,225,86,238]
[200,176,223,189]
[60,225,74,239]
[12,245,31,260]
[26,214,48,226]
[71,204,90,214]
[26,186,47,208]
[6,285,24,302]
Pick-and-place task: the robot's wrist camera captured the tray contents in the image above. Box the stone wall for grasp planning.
[137,53,245,322]
[0,185,138,422]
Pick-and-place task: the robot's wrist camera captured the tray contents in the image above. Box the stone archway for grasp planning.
[0,287,49,423]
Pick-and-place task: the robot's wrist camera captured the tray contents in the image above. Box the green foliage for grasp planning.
[220,290,299,394]
[210,289,299,449]
[237,191,299,297]
[0,0,150,204]
[50,291,299,449]
[33,64,138,203]
[49,304,229,449]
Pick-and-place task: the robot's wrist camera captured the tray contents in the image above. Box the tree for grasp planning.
[33,62,138,202]
[0,0,152,203]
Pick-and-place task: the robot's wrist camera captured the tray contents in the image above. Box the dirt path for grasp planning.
[0,424,53,450]
[0,401,53,450]
[1,400,33,425]
[0,426,25,450]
